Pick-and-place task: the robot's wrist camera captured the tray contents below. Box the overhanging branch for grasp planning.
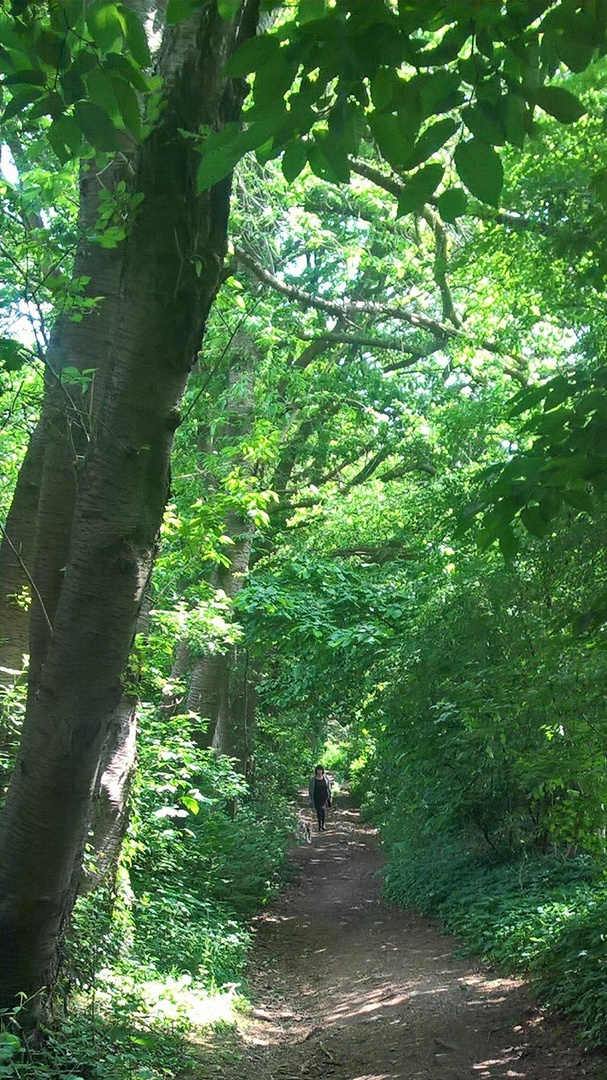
[298,330,442,361]
[235,245,455,341]
[236,244,528,387]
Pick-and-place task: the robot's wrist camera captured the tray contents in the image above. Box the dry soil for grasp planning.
[198,798,603,1080]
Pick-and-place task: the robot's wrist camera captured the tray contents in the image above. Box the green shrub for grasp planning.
[132,888,249,984]
[384,836,607,1046]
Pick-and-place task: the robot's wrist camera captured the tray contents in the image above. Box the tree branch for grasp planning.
[297,330,441,360]
[0,520,53,634]
[235,245,455,341]
[236,245,528,387]
[349,156,556,236]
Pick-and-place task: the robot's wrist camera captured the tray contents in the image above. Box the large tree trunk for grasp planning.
[0,0,259,1014]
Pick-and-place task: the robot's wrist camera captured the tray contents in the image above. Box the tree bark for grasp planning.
[0,424,45,680]
[79,586,152,895]
[78,696,138,896]
[0,0,259,1014]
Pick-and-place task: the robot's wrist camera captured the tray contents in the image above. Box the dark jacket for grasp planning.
[309,773,332,806]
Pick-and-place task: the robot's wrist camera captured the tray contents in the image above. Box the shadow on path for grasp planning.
[198,798,596,1080]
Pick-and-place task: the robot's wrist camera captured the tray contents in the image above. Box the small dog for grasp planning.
[298,820,312,844]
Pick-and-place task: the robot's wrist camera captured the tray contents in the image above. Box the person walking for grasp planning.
[309,764,332,831]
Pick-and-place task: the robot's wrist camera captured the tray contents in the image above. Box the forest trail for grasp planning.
[197,800,593,1080]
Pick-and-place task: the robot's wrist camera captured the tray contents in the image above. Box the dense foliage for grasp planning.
[3,0,607,1075]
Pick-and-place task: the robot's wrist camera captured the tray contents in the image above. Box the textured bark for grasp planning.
[78,697,137,896]
[0,424,44,679]
[79,588,152,895]
[0,0,259,1013]
[223,647,257,767]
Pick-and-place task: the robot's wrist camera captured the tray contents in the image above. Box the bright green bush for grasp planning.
[131,888,249,985]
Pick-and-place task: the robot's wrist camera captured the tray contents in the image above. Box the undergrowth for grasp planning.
[384,839,607,1047]
[0,703,302,1079]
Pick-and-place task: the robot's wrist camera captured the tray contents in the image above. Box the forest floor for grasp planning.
[190,798,604,1080]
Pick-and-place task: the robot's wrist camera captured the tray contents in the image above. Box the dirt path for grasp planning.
[200,800,599,1080]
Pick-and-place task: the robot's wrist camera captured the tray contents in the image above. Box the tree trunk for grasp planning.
[79,586,152,895]
[0,424,45,680]
[0,0,259,1014]
[186,510,254,752]
[78,696,138,896]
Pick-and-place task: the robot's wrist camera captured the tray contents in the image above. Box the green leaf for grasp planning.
[533,86,586,124]
[397,163,443,216]
[86,1,125,53]
[166,0,205,24]
[437,186,468,222]
[197,150,237,192]
[218,0,241,18]
[281,139,308,183]
[520,505,548,537]
[368,111,412,169]
[49,0,85,32]
[74,100,124,151]
[405,116,457,170]
[48,114,83,161]
[3,69,47,86]
[60,67,86,104]
[224,34,281,77]
[498,524,519,560]
[29,89,63,120]
[104,52,150,93]
[181,794,200,815]
[562,489,593,512]
[72,48,99,75]
[308,137,350,184]
[419,70,461,116]
[112,75,142,140]
[462,102,506,146]
[502,92,527,148]
[120,5,151,67]
[311,130,350,183]
[555,34,596,74]
[85,67,121,120]
[0,338,30,371]
[454,138,503,207]
[2,85,45,122]
[35,28,71,70]
[251,47,299,109]
[370,68,394,112]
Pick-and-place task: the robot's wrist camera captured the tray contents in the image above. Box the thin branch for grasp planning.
[350,157,403,199]
[378,460,436,480]
[349,156,554,235]
[331,540,415,562]
[297,330,441,359]
[0,521,53,634]
[349,159,461,328]
[420,205,461,328]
